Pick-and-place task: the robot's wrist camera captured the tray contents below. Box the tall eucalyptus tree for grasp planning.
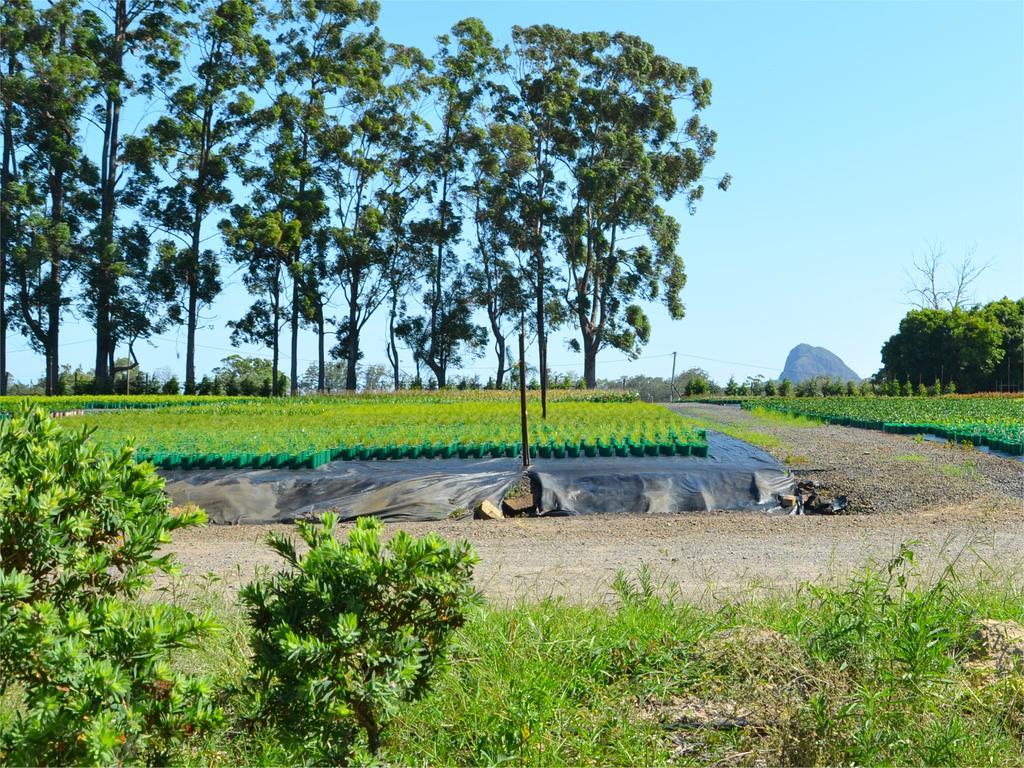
[320,42,429,391]
[406,18,497,387]
[556,31,728,387]
[138,0,272,392]
[86,0,188,391]
[8,1,98,394]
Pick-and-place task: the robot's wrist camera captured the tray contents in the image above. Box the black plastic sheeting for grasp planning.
[161,431,794,524]
[161,459,521,525]
[530,432,794,516]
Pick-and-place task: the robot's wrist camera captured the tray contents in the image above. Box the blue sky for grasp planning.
[8,0,1023,386]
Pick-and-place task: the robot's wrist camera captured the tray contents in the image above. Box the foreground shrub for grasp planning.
[241,514,478,762]
[0,406,218,765]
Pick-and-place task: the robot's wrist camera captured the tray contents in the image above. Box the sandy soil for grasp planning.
[166,501,1022,604]
[163,404,1023,603]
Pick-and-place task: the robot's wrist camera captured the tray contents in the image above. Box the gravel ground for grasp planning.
[669,403,1023,514]
[162,404,1023,603]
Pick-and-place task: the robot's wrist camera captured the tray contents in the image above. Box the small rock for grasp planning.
[474,499,504,520]
[970,619,1024,675]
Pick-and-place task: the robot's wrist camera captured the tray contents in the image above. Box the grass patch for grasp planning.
[940,461,981,481]
[44,549,1019,766]
[747,406,823,429]
[671,411,782,450]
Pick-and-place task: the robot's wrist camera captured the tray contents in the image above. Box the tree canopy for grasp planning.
[1,8,728,392]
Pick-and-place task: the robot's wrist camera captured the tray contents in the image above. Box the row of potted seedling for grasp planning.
[880,422,1023,455]
[750,406,1023,456]
[137,434,708,470]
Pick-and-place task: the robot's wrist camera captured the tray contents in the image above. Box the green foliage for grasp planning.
[881,299,1022,393]
[199,547,1021,766]
[240,515,479,762]
[0,406,218,765]
[46,391,706,465]
[747,395,1023,453]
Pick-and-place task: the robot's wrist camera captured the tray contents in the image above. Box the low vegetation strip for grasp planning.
[742,396,1024,455]
[161,552,1024,766]
[0,389,639,413]
[28,392,707,469]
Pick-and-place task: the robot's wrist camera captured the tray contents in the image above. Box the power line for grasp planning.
[673,351,779,373]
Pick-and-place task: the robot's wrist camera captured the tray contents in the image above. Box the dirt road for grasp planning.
[163,404,1023,602]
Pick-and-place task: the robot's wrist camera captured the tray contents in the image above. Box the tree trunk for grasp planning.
[271,261,280,397]
[531,139,549,416]
[289,272,299,396]
[184,196,205,393]
[0,65,13,396]
[316,302,325,394]
[46,259,60,396]
[44,165,65,396]
[582,330,597,389]
[495,341,506,390]
[94,0,127,394]
[185,281,198,394]
[386,292,400,390]
[345,279,359,391]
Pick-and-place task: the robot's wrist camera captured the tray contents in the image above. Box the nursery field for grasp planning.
[745,396,1024,455]
[16,391,707,469]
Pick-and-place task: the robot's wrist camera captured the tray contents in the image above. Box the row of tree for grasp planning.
[0,0,727,397]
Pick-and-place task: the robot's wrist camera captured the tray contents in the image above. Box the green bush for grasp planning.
[241,514,479,763]
[0,405,218,765]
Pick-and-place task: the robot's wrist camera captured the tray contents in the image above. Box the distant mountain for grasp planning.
[779,344,860,383]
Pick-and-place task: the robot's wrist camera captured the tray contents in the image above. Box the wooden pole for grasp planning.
[519,319,530,468]
[670,351,677,402]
